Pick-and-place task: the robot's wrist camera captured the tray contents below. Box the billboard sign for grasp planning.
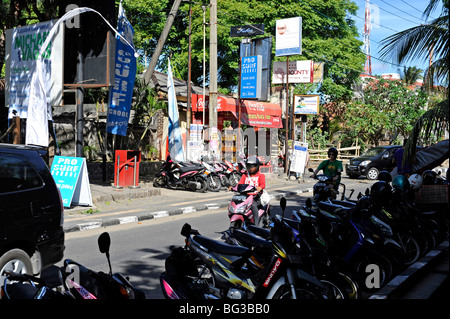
[293,95,319,115]
[272,60,314,84]
[240,55,262,99]
[275,17,302,56]
[230,24,264,37]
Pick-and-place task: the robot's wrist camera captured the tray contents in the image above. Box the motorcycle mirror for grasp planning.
[181,223,192,237]
[98,232,113,275]
[280,197,286,218]
[98,232,111,254]
[308,168,314,172]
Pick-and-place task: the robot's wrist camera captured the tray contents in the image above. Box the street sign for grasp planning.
[230,24,264,37]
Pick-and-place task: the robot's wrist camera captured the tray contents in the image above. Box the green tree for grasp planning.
[400,66,423,85]
[344,77,427,146]
[125,0,365,101]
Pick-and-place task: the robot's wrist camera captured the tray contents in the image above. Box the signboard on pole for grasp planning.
[275,17,302,57]
[240,55,262,99]
[272,60,314,84]
[290,141,308,173]
[51,156,92,208]
[293,95,319,115]
[230,24,264,37]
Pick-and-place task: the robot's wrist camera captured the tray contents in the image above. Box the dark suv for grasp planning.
[346,145,401,180]
[0,143,64,287]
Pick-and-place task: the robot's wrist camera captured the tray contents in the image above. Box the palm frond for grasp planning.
[404,98,449,162]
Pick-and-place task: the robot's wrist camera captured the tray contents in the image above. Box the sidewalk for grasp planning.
[63,172,316,233]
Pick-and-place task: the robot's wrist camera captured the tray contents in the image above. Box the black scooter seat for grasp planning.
[194,235,252,258]
[179,165,201,173]
[232,229,273,251]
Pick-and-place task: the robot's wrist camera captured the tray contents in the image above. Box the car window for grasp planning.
[362,147,384,157]
[0,153,43,194]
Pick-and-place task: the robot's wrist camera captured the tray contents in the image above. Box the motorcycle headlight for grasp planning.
[360,160,371,167]
[236,206,246,214]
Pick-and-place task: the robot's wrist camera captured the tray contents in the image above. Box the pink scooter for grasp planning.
[228,184,270,230]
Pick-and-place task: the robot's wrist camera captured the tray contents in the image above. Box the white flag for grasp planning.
[167,59,184,161]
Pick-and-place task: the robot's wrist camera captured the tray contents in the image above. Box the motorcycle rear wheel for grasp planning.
[207,175,221,192]
[153,175,167,188]
[194,176,208,193]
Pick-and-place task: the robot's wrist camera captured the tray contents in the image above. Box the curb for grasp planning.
[369,240,449,299]
[63,188,313,233]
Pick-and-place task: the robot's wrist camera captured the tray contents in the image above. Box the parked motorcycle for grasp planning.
[160,222,326,300]
[223,198,361,299]
[228,184,271,229]
[153,154,208,192]
[1,232,145,299]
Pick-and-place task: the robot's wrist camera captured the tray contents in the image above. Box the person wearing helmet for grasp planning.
[312,147,343,190]
[230,155,266,224]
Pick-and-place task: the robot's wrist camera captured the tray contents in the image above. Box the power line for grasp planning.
[376,0,426,24]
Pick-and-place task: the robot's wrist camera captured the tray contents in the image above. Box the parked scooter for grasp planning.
[153,154,208,192]
[160,222,326,300]
[1,232,145,299]
[228,184,270,229]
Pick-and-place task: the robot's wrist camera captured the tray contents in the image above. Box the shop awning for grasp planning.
[191,94,283,128]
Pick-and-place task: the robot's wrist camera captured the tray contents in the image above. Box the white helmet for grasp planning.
[408,174,423,191]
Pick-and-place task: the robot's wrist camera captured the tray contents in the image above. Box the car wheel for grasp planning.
[0,249,33,290]
[366,167,379,180]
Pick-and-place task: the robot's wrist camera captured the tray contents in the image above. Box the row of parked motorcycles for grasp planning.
[2,167,447,300]
[152,154,246,192]
[159,168,449,300]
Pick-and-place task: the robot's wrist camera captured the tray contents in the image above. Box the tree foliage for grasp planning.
[124,0,365,102]
[344,77,427,146]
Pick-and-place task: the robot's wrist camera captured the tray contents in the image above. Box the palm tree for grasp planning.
[400,66,423,85]
[379,0,449,90]
[379,0,449,167]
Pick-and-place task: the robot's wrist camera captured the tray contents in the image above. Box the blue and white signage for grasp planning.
[106,3,136,136]
[51,156,92,207]
[275,17,302,57]
[240,55,262,99]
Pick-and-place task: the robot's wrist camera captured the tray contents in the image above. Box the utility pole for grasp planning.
[143,0,182,84]
[209,0,218,128]
[187,2,192,154]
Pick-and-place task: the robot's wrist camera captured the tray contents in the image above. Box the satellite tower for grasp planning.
[363,0,372,75]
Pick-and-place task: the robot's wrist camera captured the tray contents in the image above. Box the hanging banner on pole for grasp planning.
[50,156,92,207]
[167,58,185,161]
[106,3,136,136]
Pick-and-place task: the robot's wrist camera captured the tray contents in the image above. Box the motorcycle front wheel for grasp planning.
[207,175,221,192]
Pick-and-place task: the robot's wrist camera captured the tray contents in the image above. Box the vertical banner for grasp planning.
[275,17,302,57]
[167,59,185,161]
[240,55,262,99]
[106,2,137,136]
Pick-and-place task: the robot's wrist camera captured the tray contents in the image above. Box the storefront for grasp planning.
[190,94,283,130]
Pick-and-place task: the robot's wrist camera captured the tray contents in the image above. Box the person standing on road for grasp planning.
[312,147,343,190]
[229,155,266,225]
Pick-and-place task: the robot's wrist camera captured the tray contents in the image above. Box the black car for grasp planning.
[0,143,65,287]
[346,145,402,180]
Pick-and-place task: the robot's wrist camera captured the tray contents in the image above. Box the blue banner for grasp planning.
[240,55,262,98]
[106,4,136,136]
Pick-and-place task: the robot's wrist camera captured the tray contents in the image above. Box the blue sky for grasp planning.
[351,0,438,77]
